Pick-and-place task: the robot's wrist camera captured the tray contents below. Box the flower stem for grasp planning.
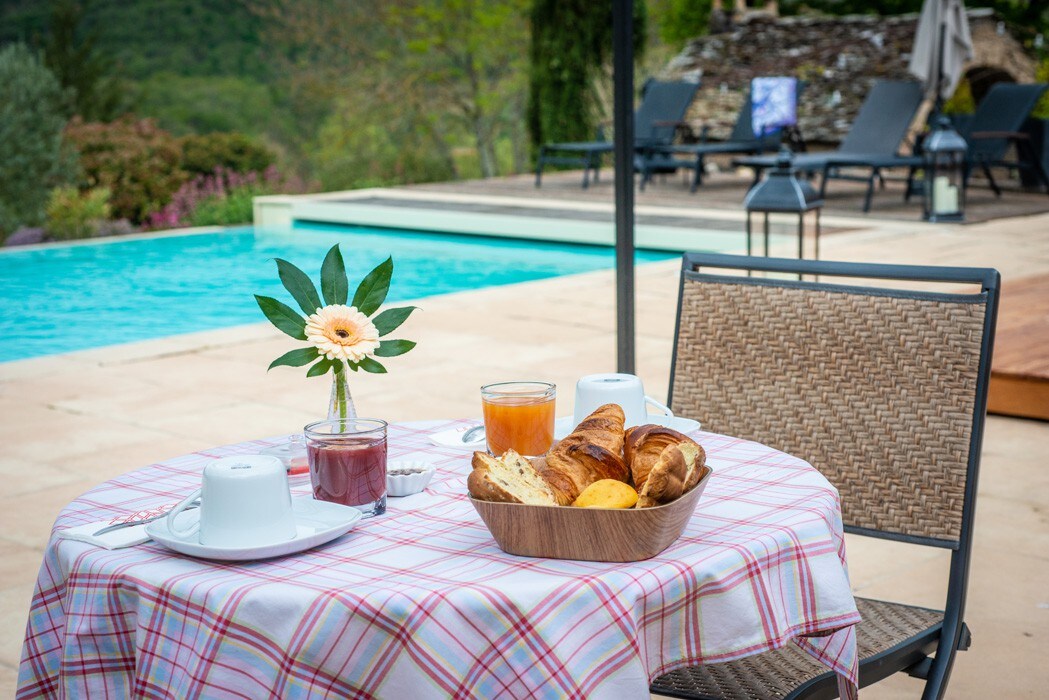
[336,365,348,422]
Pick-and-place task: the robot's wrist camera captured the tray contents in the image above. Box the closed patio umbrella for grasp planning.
[908,0,974,103]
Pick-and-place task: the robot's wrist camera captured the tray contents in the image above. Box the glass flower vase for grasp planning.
[327,363,358,422]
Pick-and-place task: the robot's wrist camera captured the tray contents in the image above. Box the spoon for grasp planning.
[461,425,485,443]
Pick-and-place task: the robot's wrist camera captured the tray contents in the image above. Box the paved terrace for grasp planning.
[2,170,1048,697]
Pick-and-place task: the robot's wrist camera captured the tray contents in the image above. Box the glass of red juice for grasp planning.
[304,418,387,517]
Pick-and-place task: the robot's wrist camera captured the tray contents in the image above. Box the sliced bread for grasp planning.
[468,450,558,505]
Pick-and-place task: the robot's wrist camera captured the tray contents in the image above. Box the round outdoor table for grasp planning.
[18,420,860,699]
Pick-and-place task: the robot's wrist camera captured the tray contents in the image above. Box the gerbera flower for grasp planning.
[305,304,380,363]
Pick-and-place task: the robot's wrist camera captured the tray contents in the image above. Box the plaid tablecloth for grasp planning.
[18,420,860,699]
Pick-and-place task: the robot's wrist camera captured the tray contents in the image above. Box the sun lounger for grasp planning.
[735,80,925,212]
[535,80,699,188]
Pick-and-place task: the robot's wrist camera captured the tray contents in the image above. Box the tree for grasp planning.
[254,0,531,183]
[0,43,75,236]
[42,0,130,121]
[391,0,530,178]
[527,0,647,150]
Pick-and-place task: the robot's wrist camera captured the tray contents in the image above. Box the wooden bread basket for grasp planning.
[470,467,712,562]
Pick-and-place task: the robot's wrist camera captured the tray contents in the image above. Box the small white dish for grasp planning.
[554,414,701,439]
[387,461,436,497]
[428,425,486,450]
[145,495,362,561]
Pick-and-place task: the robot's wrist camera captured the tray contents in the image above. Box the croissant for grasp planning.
[636,441,706,508]
[625,425,703,490]
[540,403,629,504]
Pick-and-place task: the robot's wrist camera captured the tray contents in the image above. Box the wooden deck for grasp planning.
[989,274,1049,421]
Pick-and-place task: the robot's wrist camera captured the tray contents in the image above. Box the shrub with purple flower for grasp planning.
[146,165,304,229]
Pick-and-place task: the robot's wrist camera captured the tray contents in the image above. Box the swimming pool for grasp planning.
[0,223,677,362]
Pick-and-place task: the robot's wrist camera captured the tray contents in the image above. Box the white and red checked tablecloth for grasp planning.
[18,420,860,699]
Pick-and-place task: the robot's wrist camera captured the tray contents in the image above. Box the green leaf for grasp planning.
[352,256,393,316]
[374,339,416,357]
[268,347,319,371]
[276,258,322,315]
[320,244,348,306]
[358,357,387,373]
[255,295,307,340]
[306,357,334,377]
[372,306,418,336]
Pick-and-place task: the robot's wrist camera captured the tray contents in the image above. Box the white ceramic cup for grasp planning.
[166,454,297,548]
[573,373,674,428]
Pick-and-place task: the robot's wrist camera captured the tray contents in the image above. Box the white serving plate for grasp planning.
[554,414,701,439]
[145,495,362,561]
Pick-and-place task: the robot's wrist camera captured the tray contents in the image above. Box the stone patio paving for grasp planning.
[1,176,1047,697]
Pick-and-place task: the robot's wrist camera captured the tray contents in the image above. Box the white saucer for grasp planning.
[554,414,701,439]
[145,496,362,561]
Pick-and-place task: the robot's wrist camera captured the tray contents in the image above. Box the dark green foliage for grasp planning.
[656,0,711,47]
[321,244,349,307]
[268,347,320,371]
[180,132,275,178]
[351,257,393,317]
[64,116,187,223]
[527,0,647,149]
[136,74,286,139]
[0,43,76,236]
[185,187,261,227]
[276,258,323,316]
[372,306,418,336]
[0,0,271,81]
[375,339,416,357]
[254,294,308,340]
[42,0,131,121]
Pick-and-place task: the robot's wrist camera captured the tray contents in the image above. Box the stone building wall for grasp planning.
[660,10,1036,145]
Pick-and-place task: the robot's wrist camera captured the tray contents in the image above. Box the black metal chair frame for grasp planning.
[904,83,1049,201]
[735,81,925,213]
[535,81,699,189]
[640,82,807,193]
[638,93,780,193]
[654,253,1000,700]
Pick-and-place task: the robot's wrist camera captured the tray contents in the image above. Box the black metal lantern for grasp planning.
[743,147,824,264]
[922,116,968,222]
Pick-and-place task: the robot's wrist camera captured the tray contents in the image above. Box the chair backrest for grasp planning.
[964,82,1049,161]
[669,253,998,551]
[728,94,757,142]
[839,80,925,155]
[635,80,700,146]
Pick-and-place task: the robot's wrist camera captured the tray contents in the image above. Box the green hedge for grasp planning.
[180,131,275,178]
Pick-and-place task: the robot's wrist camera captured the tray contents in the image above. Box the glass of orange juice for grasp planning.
[480,381,556,458]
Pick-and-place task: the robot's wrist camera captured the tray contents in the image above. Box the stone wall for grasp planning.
[661,10,1036,145]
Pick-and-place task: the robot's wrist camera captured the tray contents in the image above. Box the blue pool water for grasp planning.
[0,223,676,362]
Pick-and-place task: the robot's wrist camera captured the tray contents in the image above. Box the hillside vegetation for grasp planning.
[0,0,1045,243]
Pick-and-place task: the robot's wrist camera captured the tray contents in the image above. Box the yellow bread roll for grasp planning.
[571,479,639,509]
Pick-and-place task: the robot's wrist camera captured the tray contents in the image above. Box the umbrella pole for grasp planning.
[613,0,635,375]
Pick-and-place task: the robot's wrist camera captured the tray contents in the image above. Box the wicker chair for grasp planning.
[652,253,1000,700]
